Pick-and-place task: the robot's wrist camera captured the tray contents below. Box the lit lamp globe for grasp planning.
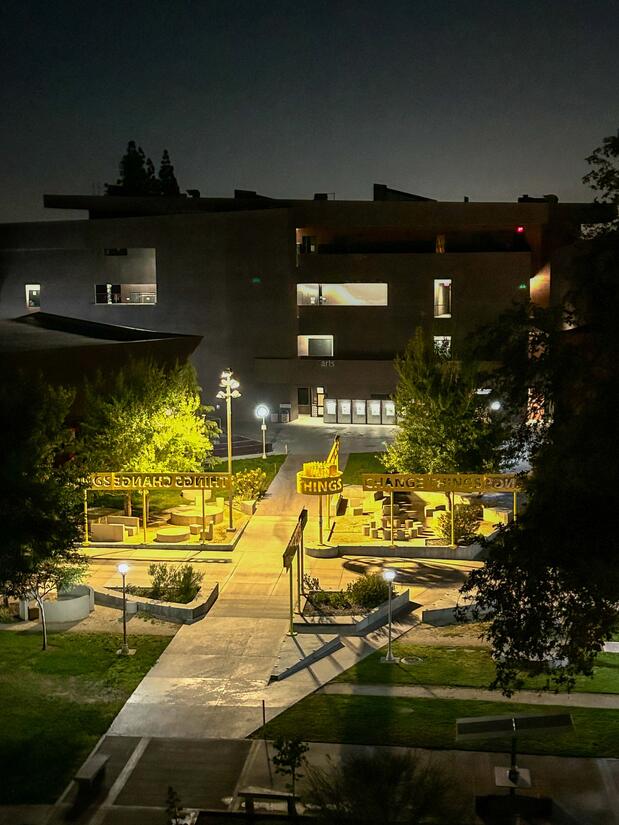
[489,400,502,412]
[383,569,396,583]
[255,404,270,459]
[118,563,129,576]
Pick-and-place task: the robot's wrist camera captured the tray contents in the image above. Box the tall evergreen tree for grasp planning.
[158,149,181,195]
[383,329,512,474]
[145,156,159,195]
[105,140,148,195]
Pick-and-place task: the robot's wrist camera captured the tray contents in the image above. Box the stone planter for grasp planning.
[94,582,219,624]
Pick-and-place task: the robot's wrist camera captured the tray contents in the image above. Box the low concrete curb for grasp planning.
[271,636,344,681]
[93,582,219,624]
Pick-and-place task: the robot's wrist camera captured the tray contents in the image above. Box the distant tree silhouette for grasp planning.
[145,155,158,194]
[105,142,183,196]
[158,149,180,195]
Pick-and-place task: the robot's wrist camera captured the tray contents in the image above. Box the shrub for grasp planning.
[233,468,268,500]
[0,606,13,623]
[146,563,204,603]
[437,503,482,545]
[346,572,389,609]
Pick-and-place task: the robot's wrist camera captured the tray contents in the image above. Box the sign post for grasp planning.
[142,490,148,543]
[296,436,342,547]
[83,489,89,545]
[282,509,308,637]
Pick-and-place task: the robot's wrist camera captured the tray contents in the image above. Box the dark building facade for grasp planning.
[0,186,611,422]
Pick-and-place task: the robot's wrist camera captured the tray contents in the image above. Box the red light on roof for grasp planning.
[516,225,525,233]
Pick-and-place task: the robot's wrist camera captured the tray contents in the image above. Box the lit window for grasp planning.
[297,335,334,357]
[25,284,40,308]
[94,284,157,304]
[433,279,452,318]
[296,283,388,306]
[435,234,446,253]
[433,336,452,356]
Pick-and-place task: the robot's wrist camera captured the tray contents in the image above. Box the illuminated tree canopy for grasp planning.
[383,328,513,474]
[77,360,220,473]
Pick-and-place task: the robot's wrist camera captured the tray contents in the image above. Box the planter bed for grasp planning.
[94,582,219,624]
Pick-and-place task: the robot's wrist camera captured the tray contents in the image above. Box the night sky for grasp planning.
[1,0,617,223]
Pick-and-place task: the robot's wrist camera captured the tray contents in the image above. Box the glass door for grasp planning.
[311,386,325,417]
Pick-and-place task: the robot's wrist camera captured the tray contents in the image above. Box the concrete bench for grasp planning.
[90,522,126,542]
[156,526,190,543]
[105,515,139,536]
[75,752,109,791]
[238,786,296,817]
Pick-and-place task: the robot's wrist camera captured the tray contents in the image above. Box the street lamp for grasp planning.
[255,404,270,460]
[118,563,129,656]
[381,569,400,664]
[217,369,241,531]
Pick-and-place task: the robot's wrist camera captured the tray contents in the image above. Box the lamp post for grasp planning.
[217,369,241,532]
[381,569,399,664]
[118,563,129,656]
[255,404,270,460]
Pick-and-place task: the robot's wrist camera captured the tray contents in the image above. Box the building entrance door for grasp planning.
[311,386,325,417]
[297,387,311,415]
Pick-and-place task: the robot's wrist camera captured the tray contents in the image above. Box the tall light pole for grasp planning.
[255,404,270,460]
[381,569,399,664]
[217,369,241,532]
[118,563,129,656]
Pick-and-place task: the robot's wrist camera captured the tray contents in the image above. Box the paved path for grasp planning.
[107,426,465,740]
[320,682,619,709]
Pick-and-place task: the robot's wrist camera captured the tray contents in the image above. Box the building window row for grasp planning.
[297,283,388,306]
[94,283,157,304]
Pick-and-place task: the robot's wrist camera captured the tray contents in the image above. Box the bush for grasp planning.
[233,468,268,501]
[437,504,482,545]
[345,573,390,610]
[0,606,13,624]
[145,563,204,603]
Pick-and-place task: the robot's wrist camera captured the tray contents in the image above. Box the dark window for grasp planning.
[104,248,128,256]
[297,387,310,406]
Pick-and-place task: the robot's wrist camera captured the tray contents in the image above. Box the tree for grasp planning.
[145,156,158,195]
[158,149,180,196]
[0,373,86,648]
[77,359,220,475]
[105,140,149,195]
[460,227,619,694]
[304,750,464,825]
[383,328,513,474]
[271,736,309,801]
[583,129,619,204]
[7,557,86,650]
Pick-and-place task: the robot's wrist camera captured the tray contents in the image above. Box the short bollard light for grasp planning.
[117,563,131,656]
[381,569,400,664]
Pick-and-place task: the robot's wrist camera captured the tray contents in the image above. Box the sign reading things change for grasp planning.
[90,472,231,491]
[362,473,520,493]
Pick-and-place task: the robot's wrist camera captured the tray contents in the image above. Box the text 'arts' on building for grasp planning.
[0,184,612,424]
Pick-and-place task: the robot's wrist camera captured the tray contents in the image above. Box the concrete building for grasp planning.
[0,185,611,423]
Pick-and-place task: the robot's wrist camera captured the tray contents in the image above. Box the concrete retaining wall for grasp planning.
[93,582,219,624]
[307,543,484,561]
[43,585,95,622]
[421,601,490,626]
[295,589,411,636]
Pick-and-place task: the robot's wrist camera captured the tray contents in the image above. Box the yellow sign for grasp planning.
[90,472,231,491]
[362,473,520,493]
[296,458,343,496]
[297,475,344,495]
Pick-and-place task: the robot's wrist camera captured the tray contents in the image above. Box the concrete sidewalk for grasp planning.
[320,682,619,709]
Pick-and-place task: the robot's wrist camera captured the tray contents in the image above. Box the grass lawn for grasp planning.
[211,454,287,486]
[256,694,619,758]
[341,452,387,485]
[0,631,171,804]
[334,643,619,695]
